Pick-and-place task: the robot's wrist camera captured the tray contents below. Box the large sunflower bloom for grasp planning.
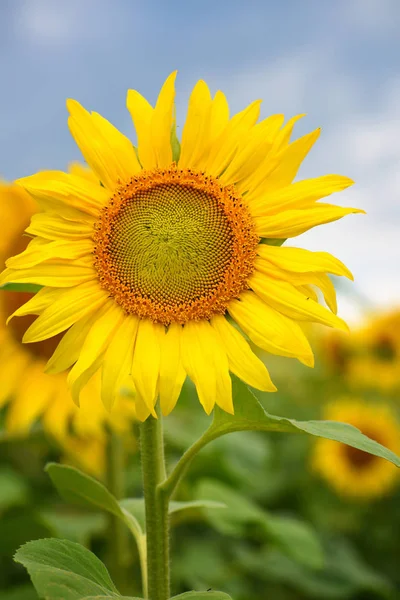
[0,180,136,473]
[312,399,400,499]
[1,73,362,420]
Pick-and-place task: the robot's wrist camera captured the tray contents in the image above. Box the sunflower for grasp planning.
[322,310,400,394]
[0,180,136,474]
[312,399,400,499]
[0,72,362,419]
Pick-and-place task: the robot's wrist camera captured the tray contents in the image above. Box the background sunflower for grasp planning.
[0,180,136,475]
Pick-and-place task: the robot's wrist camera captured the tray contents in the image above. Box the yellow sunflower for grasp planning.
[312,399,400,499]
[0,72,362,419]
[322,310,400,394]
[0,180,136,474]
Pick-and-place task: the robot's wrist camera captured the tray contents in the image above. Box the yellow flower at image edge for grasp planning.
[323,311,400,394]
[0,71,363,420]
[312,400,400,499]
[0,180,136,475]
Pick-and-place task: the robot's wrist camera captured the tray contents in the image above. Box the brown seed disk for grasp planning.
[93,165,259,325]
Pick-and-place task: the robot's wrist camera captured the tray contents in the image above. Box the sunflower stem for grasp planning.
[140,405,170,600]
[106,429,130,593]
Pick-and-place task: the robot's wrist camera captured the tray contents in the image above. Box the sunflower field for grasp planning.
[1,2,400,599]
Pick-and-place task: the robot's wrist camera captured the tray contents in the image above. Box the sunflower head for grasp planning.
[0,72,363,419]
[312,399,400,499]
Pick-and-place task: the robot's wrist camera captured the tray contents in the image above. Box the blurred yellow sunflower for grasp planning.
[312,399,400,499]
[1,72,362,419]
[0,180,136,475]
[322,310,400,394]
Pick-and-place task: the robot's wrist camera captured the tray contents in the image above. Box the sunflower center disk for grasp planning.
[93,167,259,325]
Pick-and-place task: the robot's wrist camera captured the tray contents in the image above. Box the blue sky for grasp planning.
[1,0,399,322]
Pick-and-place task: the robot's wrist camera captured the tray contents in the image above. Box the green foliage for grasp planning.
[0,467,29,512]
[196,479,323,569]
[171,592,233,599]
[207,378,400,467]
[14,539,128,600]
[0,283,42,293]
[46,463,142,539]
[260,238,287,246]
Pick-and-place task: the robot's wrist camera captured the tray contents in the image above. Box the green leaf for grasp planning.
[0,282,42,293]
[0,467,29,512]
[196,479,323,569]
[0,584,40,600]
[82,597,141,599]
[46,463,122,516]
[241,539,392,599]
[171,592,232,599]
[46,463,142,538]
[170,500,226,514]
[14,538,120,600]
[118,498,145,532]
[260,237,287,246]
[208,378,400,467]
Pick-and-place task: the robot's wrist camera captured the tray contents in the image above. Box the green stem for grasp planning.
[106,430,130,592]
[160,428,220,501]
[140,406,170,600]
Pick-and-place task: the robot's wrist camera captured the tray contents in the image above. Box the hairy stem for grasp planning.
[140,407,169,600]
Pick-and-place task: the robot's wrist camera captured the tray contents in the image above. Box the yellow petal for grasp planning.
[6,367,55,434]
[151,71,177,167]
[0,350,31,408]
[310,273,337,313]
[133,392,152,422]
[249,271,348,331]
[101,315,139,410]
[26,212,95,240]
[220,114,284,186]
[68,355,103,407]
[297,284,319,303]
[42,386,75,441]
[255,257,339,314]
[261,129,321,192]
[208,90,230,141]
[270,114,306,153]
[244,128,320,199]
[68,162,100,183]
[249,175,355,215]
[254,204,364,238]
[23,282,108,342]
[159,323,186,416]
[256,244,353,279]
[67,100,140,189]
[67,301,124,384]
[181,320,232,414]
[228,291,314,366]
[91,111,141,176]
[126,89,156,169]
[211,315,276,392]
[17,171,109,216]
[7,287,62,325]
[205,100,262,177]
[0,262,96,288]
[46,312,98,374]
[132,319,164,414]
[7,239,93,269]
[179,80,213,168]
